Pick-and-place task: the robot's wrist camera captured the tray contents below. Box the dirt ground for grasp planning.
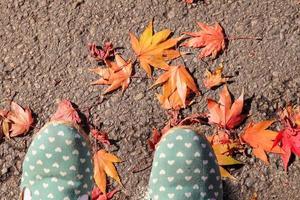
[1,0,300,199]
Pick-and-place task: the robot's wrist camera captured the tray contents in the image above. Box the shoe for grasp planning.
[148,127,223,200]
[20,121,93,200]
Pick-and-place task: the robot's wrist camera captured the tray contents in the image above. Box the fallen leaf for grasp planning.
[93,149,122,194]
[184,0,193,3]
[148,128,163,151]
[241,120,283,164]
[183,22,225,58]
[130,20,182,76]
[88,42,114,62]
[90,54,132,94]
[212,142,242,179]
[207,130,231,145]
[207,85,245,129]
[91,129,110,145]
[152,65,200,110]
[6,102,33,137]
[0,110,9,138]
[203,64,229,89]
[51,99,81,124]
[273,106,300,171]
[91,187,119,200]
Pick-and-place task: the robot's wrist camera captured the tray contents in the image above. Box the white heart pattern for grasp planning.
[77,174,83,180]
[58,186,64,191]
[44,168,50,173]
[176,135,183,140]
[208,184,214,190]
[201,143,206,148]
[176,168,184,174]
[49,137,55,142]
[201,176,208,181]
[159,153,166,158]
[193,136,199,141]
[52,162,59,168]
[176,185,183,190]
[210,168,216,174]
[159,169,166,175]
[159,186,165,191]
[194,168,201,173]
[57,131,64,136]
[63,156,70,161]
[203,160,208,165]
[55,147,62,152]
[168,177,174,182]
[51,177,58,182]
[47,193,54,199]
[43,183,48,188]
[193,184,199,189]
[152,178,158,183]
[72,150,79,155]
[167,143,174,148]
[186,160,192,165]
[200,192,206,197]
[168,193,175,198]
[214,192,219,197]
[69,166,76,171]
[37,160,43,165]
[168,160,175,165]
[29,180,34,185]
[80,158,86,163]
[39,144,45,150]
[176,152,184,157]
[194,152,201,157]
[68,181,74,186]
[46,153,52,158]
[185,192,192,198]
[185,176,192,181]
[29,165,35,170]
[65,140,72,145]
[34,190,40,195]
[36,175,42,180]
[32,150,37,155]
[185,143,192,148]
[60,171,67,176]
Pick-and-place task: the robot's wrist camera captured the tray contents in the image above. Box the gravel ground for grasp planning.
[1,0,300,199]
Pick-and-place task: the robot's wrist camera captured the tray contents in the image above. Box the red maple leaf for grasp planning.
[51,99,81,124]
[91,187,119,200]
[91,129,110,145]
[88,42,114,62]
[273,106,300,171]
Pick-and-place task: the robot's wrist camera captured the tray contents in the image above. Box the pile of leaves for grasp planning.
[88,19,300,183]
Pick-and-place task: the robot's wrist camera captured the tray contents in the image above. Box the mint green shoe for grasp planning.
[20,121,93,200]
[148,127,223,200]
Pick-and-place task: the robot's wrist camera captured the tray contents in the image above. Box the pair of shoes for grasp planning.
[20,123,223,200]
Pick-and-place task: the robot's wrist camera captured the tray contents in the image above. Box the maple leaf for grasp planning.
[130,20,182,76]
[88,42,114,62]
[51,99,81,124]
[91,187,119,200]
[207,85,245,129]
[183,22,226,58]
[93,149,122,194]
[241,120,283,164]
[203,64,229,89]
[152,65,200,110]
[273,106,300,171]
[6,102,33,137]
[89,54,132,94]
[212,142,242,179]
[91,129,110,145]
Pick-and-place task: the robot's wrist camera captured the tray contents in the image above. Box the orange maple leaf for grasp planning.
[241,120,283,164]
[130,20,182,77]
[6,102,33,137]
[90,54,132,94]
[207,85,245,129]
[93,149,122,194]
[152,65,200,110]
[51,99,81,124]
[183,22,225,58]
[203,64,229,89]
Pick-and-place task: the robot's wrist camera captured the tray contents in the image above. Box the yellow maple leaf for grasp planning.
[130,20,182,77]
[93,149,122,194]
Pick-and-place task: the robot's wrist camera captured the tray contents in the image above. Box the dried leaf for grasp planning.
[91,129,110,145]
[183,22,225,58]
[207,85,245,129]
[91,187,119,200]
[51,99,81,124]
[241,120,283,164]
[88,42,114,62]
[273,106,300,171]
[152,65,200,110]
[93,150,122,194]
[130,20,182,77]
[203,64,229,89]
[148,128,162,151]
[90,54,132,94]
[7,102,33,137]
[212,142,242,179]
